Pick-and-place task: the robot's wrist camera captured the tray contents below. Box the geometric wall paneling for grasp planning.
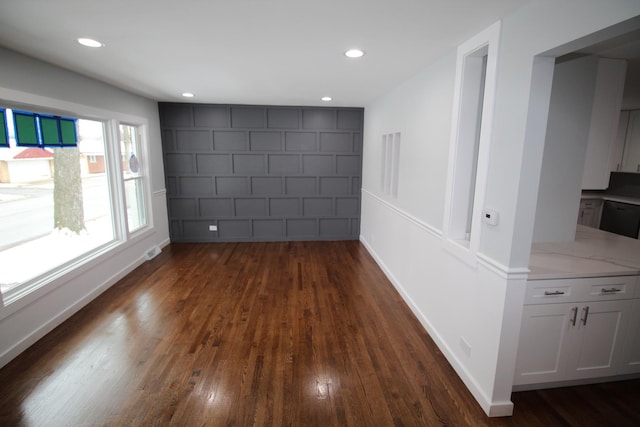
[160,103,363,242]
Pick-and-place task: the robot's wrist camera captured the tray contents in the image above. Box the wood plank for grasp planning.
[0,241,639,426]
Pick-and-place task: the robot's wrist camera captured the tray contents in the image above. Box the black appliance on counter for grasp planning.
[600,200,640,239]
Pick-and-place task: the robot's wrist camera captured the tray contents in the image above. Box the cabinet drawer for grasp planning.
[524,280,581,304]
[580,199,602,208]
[525,276,636,305]
[584,276,635,301]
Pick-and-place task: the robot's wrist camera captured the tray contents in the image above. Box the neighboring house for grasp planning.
[0,139,106,183]
[82,154,105,174]
[0,147,53,183]
[78,138,106,175]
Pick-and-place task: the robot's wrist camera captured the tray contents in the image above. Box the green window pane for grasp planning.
[15,113,39,146]
[0,110,7,146]
[60,119,77,146]
[40,116,59,145]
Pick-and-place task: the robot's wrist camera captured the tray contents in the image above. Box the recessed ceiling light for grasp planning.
[77,38,103,48]
[182,92,195,98]
[345,49,364,58]
[321,96,332,102]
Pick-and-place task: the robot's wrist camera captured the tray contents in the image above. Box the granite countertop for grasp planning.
[528,225,640,280]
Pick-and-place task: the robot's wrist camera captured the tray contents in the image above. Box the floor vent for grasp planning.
[145,245,161,260]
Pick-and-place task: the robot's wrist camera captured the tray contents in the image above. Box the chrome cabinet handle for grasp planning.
[581,306,590,326]
[601,287,621,293]
[570,306,578,326]
[544,290,565,296]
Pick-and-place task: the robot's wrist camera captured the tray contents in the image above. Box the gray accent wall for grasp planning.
[160,103,363,242]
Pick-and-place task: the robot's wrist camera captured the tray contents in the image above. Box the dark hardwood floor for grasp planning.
[0,241,638,426]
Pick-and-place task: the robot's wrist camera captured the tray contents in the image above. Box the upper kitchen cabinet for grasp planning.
[581,58,627,190]
[621,110,640,173]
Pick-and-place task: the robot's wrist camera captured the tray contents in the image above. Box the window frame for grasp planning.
[0,90,154,310]
[442,21,501,266]
[118,122,151,236]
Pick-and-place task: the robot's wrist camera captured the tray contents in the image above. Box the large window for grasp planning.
[0,107,149,302]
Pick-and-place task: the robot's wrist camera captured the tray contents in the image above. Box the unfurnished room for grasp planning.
[1,1,640,426]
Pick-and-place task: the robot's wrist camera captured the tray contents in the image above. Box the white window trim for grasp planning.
[0,87,154,308]
[117,122,153,237]
[442,21,501,266]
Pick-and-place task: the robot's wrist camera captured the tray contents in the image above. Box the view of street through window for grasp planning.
[0,114,114,295]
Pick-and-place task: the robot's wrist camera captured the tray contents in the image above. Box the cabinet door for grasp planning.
[599,201,640,239]
[567,299,631,380]
[578,207,595,227]
[514,303,576,385]
[577,200,602,228]
[619,298,640,374]
[621,110,640,173]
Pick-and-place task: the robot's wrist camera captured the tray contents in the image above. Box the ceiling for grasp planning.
[0,0,529,107]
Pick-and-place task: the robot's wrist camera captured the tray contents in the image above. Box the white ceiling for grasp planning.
[0,0,530,107]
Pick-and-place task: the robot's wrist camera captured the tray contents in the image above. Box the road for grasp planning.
[0,175,111,251]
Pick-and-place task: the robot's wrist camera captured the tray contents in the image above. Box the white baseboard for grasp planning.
[359,235,513,417]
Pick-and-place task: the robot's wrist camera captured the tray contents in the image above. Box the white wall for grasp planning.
[360,0,640,416]
[533,56,598,243]
[361,53,454,230]
[0,47,170,368]
[361,50,527,418]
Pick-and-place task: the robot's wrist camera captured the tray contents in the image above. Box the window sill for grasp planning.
[0,239,123,314]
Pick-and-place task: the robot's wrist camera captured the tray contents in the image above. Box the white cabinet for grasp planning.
[621,110,640,173]
[581,58,627,190]
[567,299,631,380]
[577,198,602,228]
[514,275,637,387]
[515,303,574,385]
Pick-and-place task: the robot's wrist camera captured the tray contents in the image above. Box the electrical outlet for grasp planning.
[209,225,218,232]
